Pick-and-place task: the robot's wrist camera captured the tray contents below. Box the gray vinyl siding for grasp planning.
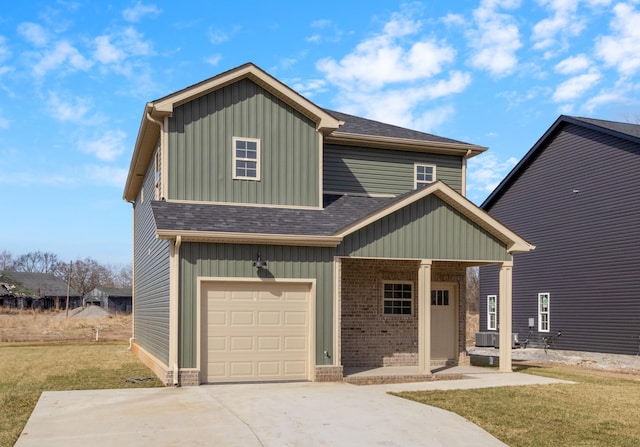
[481,123,640,355]
[323,144,463,195]
[168,78,320,207]
[133,144,171,364]
[178,243,334,368]
[338,195,510,261]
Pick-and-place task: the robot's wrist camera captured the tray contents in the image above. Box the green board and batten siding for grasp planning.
[338,195,510,261]
[176,196,509,369]
[178,243,334,368]
[168,78,320,207]
[323,144,463,196]
[133,144,171,365]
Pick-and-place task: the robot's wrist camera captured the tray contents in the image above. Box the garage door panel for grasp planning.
[230,311,254,325]
[205,281,312,383]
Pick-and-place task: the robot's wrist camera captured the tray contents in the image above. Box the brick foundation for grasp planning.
[315,365,344,382]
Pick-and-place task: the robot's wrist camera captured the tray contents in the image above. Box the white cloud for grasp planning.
[17,22,49,47]
[92,28,152,75]
[467,0,522,77]
[84,165,129,187]
[552,70,601,102]
[466,152,519,202]
[532,0,586,52]
[32,40,92,77]
[317,30,456,89]
[208,28,229,45]
[442,13,466,27]
[122,2,161,22]
[205,54,222,66]
[94,35,126,64]
[554,54,591,74]
[595,3,640,76]
[79,130,127,161]
[290,78,328,97]
[316,7,470,132]
[46,91,94,123]
[306,19,345,43]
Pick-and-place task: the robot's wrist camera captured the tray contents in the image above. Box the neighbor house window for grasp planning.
[383,282,413,315]
[538,293,550,332]
[233,137,260,180]
[487,295,497,330]
[414,163,436,189]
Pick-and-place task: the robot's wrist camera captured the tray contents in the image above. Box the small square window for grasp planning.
[233,137,261,180]
[415,163,436,189]
[383,282,413,315]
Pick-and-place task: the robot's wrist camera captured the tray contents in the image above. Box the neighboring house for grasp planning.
[123,63,533,386]
[84,287,132,313]
[479,115,640,355]
[0,271,82,310]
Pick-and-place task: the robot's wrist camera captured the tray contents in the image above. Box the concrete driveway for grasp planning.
[15,371,568,447]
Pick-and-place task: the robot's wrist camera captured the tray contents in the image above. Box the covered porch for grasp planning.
[333,256,516,378]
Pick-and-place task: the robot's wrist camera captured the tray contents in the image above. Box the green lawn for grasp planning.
[394,363,640,447]
[0,343,163,447]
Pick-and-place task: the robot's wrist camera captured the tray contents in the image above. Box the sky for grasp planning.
[1,0,639,266]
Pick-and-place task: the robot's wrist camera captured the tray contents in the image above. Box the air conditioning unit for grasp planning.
[475,332,496,347]
[494,333,519,348]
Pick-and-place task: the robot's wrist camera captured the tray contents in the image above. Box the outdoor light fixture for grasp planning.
[252,253,267,269]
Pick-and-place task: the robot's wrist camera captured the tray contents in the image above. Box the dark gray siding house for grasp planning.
[123,63,533,386]
[479,116,640,355]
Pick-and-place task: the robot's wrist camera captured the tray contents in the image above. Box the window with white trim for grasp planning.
[414,163,436,189]
[383,282,413,315]
[487,295,497,330]
[538,293,550,332]
[233,137,260,180]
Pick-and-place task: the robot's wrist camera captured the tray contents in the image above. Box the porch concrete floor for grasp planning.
[342,365,497,385]
[344,364,495,377]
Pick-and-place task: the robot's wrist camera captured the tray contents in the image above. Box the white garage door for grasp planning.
[204,281,312,383]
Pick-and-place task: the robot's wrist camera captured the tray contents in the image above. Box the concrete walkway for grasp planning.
[15,370,571,447]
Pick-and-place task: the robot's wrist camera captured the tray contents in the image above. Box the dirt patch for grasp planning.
[0,308,132,343]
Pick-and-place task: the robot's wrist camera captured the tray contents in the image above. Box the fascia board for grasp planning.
[151,64,341,132]
[155,230,342,247]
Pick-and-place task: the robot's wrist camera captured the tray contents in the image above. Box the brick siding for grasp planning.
[340,258,467,368]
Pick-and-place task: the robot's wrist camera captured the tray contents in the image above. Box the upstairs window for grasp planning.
[538,293,550,332]
[154,147,162,200]
[415,163,436,189]
[383,282,413,316]
[233,137,260,180]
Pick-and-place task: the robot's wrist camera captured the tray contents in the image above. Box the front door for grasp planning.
[430,282,457,366]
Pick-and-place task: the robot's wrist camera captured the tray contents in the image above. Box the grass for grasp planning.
[394,363,640,447]
[0,342,163,447]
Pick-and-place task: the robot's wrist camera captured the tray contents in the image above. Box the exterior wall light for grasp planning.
[253,253,267,269]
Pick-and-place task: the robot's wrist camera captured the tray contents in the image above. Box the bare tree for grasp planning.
[13,251,62,274]
[466,267,479,314]
[0,250,13,270]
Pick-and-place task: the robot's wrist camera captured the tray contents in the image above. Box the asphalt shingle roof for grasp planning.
[572,116,640,140]
[0,271,81,297]
[326,109,473,145]
[151,194,405,236]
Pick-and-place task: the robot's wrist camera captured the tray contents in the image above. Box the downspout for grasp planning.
[127,200,136,351]
[461,149,472,197]
[171,235,182,386]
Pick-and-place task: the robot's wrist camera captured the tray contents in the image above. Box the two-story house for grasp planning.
[123,63,533,386]
[479,115,640,355]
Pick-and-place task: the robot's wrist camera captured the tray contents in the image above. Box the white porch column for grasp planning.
[418,260,432,374]
[498,261,513,372]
